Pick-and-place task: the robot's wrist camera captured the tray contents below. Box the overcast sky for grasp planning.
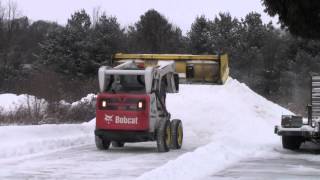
[13,0,277,34]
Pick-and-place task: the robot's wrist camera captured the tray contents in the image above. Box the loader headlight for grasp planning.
[137,100,144,109]
[101,100,107,108]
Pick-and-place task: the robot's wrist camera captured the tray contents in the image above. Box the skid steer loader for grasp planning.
[275,74,320,150]
[95,60,183,152]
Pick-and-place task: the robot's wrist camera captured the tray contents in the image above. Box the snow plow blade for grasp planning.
[113,53,229,84]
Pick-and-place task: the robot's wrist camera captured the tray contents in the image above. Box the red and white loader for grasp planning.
[95,60,183,152]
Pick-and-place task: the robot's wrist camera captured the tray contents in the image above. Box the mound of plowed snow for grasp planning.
[0,94,46,112]
[0,121,94,160]
[0,78,290,179]
[138,78,292,180]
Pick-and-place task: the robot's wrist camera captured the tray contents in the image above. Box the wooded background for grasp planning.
[1,1,320,116]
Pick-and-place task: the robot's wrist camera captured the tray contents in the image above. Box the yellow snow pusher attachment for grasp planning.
[112,53,229,84]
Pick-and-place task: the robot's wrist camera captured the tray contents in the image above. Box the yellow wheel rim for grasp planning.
[166,124,171,145]
[177,124,183,146]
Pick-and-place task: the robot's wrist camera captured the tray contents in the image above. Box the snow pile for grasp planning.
[0,93,96,114]
[0,94,47,113]
[0,93,97,160]
[71,93,96,107]
[57,94,96,107]
[139,78,292,180]
[0,120,94,160]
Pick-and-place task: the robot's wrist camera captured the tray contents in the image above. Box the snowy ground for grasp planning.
[0,78,312,180]
[208,143,320,180]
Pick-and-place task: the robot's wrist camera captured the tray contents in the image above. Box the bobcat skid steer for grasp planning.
[95,60,183,152]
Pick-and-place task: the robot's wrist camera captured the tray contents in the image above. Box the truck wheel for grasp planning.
[282,136,303,150]
[112,141,125,148]
[95,135,110,150]
[170,119,183,149]
[156,120,171,152]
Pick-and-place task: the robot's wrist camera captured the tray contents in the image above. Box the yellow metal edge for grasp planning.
[219,54,229,84]
[114,53,220,61]
[221,67,230,84]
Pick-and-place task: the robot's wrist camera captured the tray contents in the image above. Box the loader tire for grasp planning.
[156,120,171,152]
[112,141,125,148]
[170,119,183,149]
[282,136,302,150]
[95,135,110,150]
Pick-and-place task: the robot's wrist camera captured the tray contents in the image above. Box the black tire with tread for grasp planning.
[170,119,183,149]
[282,136,303,150]
[95,135,111,150]
[112,141,125,148]
[156,120,171,152]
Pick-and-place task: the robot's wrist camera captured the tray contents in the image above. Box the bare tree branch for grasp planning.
[92,6,102,27]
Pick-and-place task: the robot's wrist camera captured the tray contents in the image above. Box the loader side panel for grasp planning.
[96,93,150,131]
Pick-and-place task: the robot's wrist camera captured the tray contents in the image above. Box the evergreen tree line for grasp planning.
[0,3,319,114]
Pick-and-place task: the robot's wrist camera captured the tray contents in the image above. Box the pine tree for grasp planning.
[262,0,320,39]
[188,16,211,54]
[91,14,126,65]
[39,10,93,77]
[127,9,185,53]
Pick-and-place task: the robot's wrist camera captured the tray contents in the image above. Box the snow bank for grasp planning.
[0,93,96,113]
[71,93,96,107]
[0,93,47,113]
[0,93,97,159]
[0,120,94,160]
[0,94,47,113]
[138,78,292,180]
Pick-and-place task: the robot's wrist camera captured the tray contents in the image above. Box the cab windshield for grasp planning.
[108,75,146,93]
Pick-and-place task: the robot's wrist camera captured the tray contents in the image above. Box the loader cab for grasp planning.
[99,64,148,94]
[99,66,179,95]
[108,74,146,94]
